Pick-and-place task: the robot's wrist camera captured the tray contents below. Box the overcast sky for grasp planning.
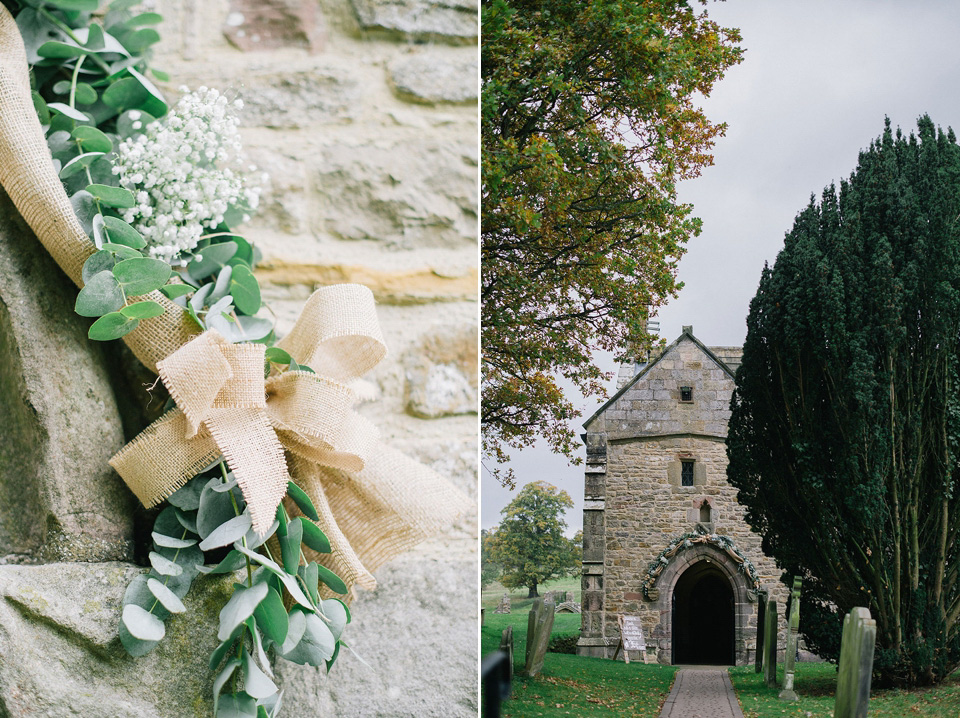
[481,0,960,535]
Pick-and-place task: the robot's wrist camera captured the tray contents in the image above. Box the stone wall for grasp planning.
[579,331,788,665]
[0,0,477,715]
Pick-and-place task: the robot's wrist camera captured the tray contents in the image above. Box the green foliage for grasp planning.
[488,481,577,597]
[728,116,960,687]
[480,528,501,588]
[119,463,347,715]
[481,0,742,485]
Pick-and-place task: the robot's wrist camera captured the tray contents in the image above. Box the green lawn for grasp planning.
[730,662,960,717]
[482,576,582,613]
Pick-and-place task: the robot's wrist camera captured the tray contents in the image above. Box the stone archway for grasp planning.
[647,542,756,665]
[672,561,735,664]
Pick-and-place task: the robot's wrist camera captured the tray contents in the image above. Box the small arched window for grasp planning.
[699,501,711,523]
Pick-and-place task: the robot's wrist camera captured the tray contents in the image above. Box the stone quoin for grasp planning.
[577,325,789,665]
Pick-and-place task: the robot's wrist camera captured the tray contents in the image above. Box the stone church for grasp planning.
[576,326,788,665]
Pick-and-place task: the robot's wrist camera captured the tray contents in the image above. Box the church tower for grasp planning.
[577,326,788,665]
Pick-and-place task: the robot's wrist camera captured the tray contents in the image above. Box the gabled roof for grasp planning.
[583,326,736,430]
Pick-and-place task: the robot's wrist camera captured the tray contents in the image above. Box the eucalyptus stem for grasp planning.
[38,7,111,74]
[221,460,254,587]
[68,53,85,108]
[147,525,189,614]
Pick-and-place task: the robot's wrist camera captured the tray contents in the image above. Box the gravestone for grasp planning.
[494,593,511,614]
[779,577,802,701]
[834,607,877,718]
[555,601,581,614]
[755,591,767,673]
[523,598,555,678]
[499,625,514,678]
[763,599,778,687]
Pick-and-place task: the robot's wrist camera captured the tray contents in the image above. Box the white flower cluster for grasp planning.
[113,86,264,262]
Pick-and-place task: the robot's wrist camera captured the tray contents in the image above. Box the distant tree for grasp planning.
[481,528,502,588]
[488,481,575,597]
[566,529,583,578]
[481,0,742,486]
[728,116,960,687]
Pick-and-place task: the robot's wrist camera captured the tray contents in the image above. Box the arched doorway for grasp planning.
[672,560,735,665]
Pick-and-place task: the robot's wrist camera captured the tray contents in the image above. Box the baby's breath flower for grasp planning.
[114,87,263,262]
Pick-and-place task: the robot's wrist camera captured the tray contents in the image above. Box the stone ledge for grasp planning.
[256,260,477,304]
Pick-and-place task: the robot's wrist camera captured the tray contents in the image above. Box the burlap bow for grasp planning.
[0,7,473,596]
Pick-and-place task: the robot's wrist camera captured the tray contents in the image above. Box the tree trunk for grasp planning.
[527,582,538,598]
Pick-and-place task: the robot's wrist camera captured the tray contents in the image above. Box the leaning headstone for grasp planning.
[755,591,767,673]
[523,598,556,678]
[834,607,877,718]
[779,577,802,701]
[494,593,511,614]
[763,599,778,687]
[555,601,581,614]
[500,625,514,678]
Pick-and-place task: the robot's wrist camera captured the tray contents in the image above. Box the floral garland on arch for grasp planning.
[641,528,762,600]
[0,1,471,715]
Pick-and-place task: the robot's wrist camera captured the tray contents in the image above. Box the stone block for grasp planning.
[403,324,477,418]
[238,70,362,129]
[0,189,133,564]
[389,51,477,104]
[350,0,478,42]
[223,0,325,52]
[313,137,477,248]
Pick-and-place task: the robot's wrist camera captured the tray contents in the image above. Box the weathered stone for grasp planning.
[763,599,778,687]
[835,607,877,718]
[223,0,325,53]
[350,0,477,43]
[0,189,133,564]
[493,593,510,614]
[238,71,361,129]
[779,577,802,701]
[555,601,581,614]
[313,138,477,248]
[0,562,233,717]
[523,598,555,678]
[404,324,478,418]
[389,52,477,105]
[281,547,477,717]
[244,147,309,235]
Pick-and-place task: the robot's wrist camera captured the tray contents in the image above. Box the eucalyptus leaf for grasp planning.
[278,608,307,655]
[160,283,193,300]
[16,8,63,65]
[125,12,163,27]
[209,622,245,670]
[242,519,278,550]
[82,249,116,284]
[213,658,241,714]
[217,692,258,718]
[154,544,204,599]
[299,562,319,606]
[230,264,261,315]
[199,512,252,551]
[280,611,335,666]
[197,479,240,539]
[92,212,106,248]
[264,347,293,366]
[321,598,349,640]
[174,507,198,534]
[101,243,142,259]
[217,582,269,641]
[197,549,247,575]
[316,564,348,595]
[121,573,170,622]
[87,311,139,340]
[119,619,159,657]
[252,586,288,646]
[300,519,331,554]
[211,474,239,493]
[147,578,186,613]
[116,107,156,137]
[190,282,214,313]
[209,265,233,304]
[231,315,273,342]
[32,90,50,124]
[122,603,165,641]
[37,40,88,59]
[70,189,97,235]
[59,150,105,179]
[123,27,160,54]
[101,76,148,111]
[83,23,104,51]
[279,518,302,575]
[152,531,197,549]
[168,475,205,511]
[246,618,274,679]
[75,270,124,317]
[102,215,146,248]
[188,241,237,281]
[233,545,313,609]
[46,0,99,10]
[121,300,165,319]
[149,550,183,577]
[112,256,171,295]
[286,482,320,522]
[73,82,98,105]
[87,183,136,208]
[128,67,167,117]
[47,102,90,122]
[242,647,278,700]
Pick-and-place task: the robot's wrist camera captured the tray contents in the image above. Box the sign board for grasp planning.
[614,615,647,664]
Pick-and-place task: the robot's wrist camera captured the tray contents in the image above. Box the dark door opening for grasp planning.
[671,561,735,665]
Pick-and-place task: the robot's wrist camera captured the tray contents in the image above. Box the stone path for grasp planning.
[659,667,745,718]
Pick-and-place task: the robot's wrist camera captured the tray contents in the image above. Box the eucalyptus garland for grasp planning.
[9,1,351,714]
[641,529,762,599]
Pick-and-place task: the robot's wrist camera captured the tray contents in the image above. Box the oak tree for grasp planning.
[482,0,742,485]
[488,481,576,597]
[728,117,960,687]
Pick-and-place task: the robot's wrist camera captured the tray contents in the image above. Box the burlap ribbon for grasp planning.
[0,6,473,595]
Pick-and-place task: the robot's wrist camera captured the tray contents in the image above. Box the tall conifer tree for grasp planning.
[729,116,960,687]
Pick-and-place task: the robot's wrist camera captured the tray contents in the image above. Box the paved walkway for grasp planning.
[659,667,744,718]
